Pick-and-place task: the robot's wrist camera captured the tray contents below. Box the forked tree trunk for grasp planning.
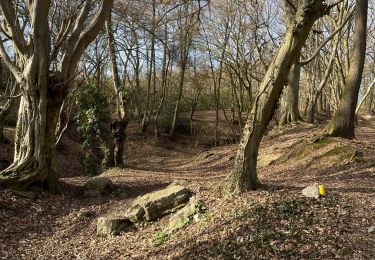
[323,0,368,139]
[223,0,327,193]
[0,0,113,192]
[279,61,302,126]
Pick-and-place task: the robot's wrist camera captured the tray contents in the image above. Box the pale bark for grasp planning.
[0,0,114,193]
[356,78,375,114]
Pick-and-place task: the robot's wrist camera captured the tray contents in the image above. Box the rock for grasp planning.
[166,196,199,233]
[368,226,375,233]
[302,184,320,198]
[96,216,131,237]
[126,183,191,222]
[84,177,114,197]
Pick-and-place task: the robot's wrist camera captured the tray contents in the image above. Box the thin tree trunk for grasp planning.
[154,20,170,137]
[106,12,126,167]
[169,60,187,137]
[306,36,339,123]
[356,78,375,114]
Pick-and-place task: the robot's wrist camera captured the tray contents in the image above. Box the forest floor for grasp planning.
[0,111,375,259]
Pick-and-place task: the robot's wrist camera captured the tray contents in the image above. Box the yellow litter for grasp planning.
[318,185,326,196]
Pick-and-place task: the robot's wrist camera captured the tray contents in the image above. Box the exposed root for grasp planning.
[0,159,61,194]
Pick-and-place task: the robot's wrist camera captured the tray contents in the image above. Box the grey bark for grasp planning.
[323,0,368,139]
[223,0,328,193]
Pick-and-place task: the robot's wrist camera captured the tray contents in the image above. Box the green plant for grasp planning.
[74,81,110,175]
[153,231,168,246]
[204,212,214,222]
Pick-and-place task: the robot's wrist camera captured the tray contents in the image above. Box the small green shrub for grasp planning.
[153,231,168,246]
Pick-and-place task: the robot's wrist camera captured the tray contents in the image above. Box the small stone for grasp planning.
[84,177,114,197]
[368,226,375,233]
[96,216,131,237]
[302,184,320,198]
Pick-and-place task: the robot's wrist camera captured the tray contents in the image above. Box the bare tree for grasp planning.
[223,0,332,193]
[106,10,127,166]
[0,0,113,192]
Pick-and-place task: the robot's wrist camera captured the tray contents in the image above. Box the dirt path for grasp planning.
[0,114,374,259]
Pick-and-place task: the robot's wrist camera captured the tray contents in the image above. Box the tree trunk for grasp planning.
[356,78,375,114]
[106,12,126,167]
[279,61,302,126]
[0,0,113,193]
[306,35,339,123]
[323,0,368,139]
[169,61,186,138]
[0,83,64,193]
[189,105,196,136]
[223,0,327,193]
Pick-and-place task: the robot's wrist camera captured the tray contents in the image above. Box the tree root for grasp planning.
[0,159,61,194]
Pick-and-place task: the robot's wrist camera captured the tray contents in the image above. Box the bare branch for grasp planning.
[0,40,21,81]
[300,7,355,66]
[0,0,28,53]
[66,0,114,79]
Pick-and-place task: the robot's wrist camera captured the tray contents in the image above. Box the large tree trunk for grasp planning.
[223,0,327,193]
[0,82,65,193]
[279,1,301,126]
[0,0,114,192]
[323,0,368,139]
[279,61,302,126]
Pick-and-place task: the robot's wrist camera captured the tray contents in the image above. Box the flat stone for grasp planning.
[126,183,191,222]
[166,196,199,233]
[96,216,131,237]
[302,185,319,198]
[84,177,114,197]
